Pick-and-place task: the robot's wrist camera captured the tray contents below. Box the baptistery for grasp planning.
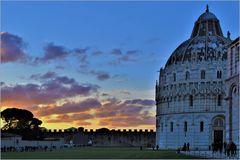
[155,6,231,149]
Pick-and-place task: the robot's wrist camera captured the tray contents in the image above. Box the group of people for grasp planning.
[210,141,237,157]
[1,146,56,152]
[152,145,159,151]
[139,145,160,151]
[181,143,190,151]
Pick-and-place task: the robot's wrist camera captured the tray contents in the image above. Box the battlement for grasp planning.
[42,128,155,134]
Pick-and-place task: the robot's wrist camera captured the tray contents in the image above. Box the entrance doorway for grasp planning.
[212,116,225,144]
[214,130,223,144]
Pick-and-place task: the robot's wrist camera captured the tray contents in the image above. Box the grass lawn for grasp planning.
[1,147,199,159]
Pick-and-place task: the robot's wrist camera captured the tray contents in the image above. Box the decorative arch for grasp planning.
[226,83,239,141]
[211,114,225,123]
[228,83,239,97]
[211,115,225,144]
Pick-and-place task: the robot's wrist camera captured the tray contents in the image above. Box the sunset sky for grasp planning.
[1,1,239,130]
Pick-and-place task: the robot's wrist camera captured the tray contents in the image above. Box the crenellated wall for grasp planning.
[42,128,155,147]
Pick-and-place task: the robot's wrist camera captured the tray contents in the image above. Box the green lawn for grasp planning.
[1,147,199,159]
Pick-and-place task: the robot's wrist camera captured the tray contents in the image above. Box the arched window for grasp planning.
[233,86,237,95]
[214,118,224,127]
[185,71,190,80]
[200,121,204,132]
[189,95,193,106]
[201,70,206,79]
[170,122,174,132]
[173,73,176,82]
[217,95,222,106]
[184,121,188,132]
[217,70,222,79]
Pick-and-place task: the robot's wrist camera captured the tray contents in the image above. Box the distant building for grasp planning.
[225,37,239,147]
[155,6,232,149]
[1,132,64,149]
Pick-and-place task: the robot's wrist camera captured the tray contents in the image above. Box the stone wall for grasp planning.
[43,128,155,147]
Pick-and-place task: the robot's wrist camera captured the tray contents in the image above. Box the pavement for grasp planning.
[181,150,240,159]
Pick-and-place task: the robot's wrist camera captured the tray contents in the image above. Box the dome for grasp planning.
[197,5,218,22]
[197,12,218,21]
[165,36,229,67]
[165,5,230,67]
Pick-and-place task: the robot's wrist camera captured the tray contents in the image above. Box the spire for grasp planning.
[227,31,231,39]
[206,5,209,12]
[191,5,223,38]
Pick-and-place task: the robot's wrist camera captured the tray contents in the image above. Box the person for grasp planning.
[223,142,227,155]
[176,148,180,154]
[140,146,142,150]
[211,142,214,153]
[156,145,159,151]
[233,142,237,156]
[152,146,155,151]
[182,143,186,151]
[226,143,230,157]
[230,142,235,157]
[219,142,223,154]
[187,143,190,151]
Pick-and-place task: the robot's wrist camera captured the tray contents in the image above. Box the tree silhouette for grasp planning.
[1,108,43,140]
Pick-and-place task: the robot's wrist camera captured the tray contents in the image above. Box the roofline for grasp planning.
[230,37,239,46]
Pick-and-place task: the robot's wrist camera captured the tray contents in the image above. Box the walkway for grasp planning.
[181,150,239,159]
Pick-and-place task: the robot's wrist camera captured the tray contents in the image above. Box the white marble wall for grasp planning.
[156,113,225,150]
[156,58,227,150]
[225,38,239,148]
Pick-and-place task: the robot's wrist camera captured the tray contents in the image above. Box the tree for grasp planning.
[1,108,37,130]
[29,118,42,129]
[1,108,43,139]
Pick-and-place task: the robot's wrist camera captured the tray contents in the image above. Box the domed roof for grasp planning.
[197,5,218,22]
[165,36,229,67]
[165,5,231,67]
[198,12,217,21]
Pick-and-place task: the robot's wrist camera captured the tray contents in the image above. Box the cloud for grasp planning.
[109,49,141,65]
[89,70,110,81]
[112,74,127,82]
[1,76,99,107]
[120,50,140,61]
[45,113,93,126]
[38,98,101,116]
[35,42,70,62]
[101,93,109,97]
[99,115,155,127]
[79,65,111,81]
[30,71,57,80]
[95,98,155,118]
[92,50,103,56]
[111,48,122,55]
[124,99,155,106]
[119,90,131,95]
[72,47,89,63]
[0,32,28,63]
[55,65,65,70]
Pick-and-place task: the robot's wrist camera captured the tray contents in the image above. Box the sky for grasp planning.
[0,1,239,130]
